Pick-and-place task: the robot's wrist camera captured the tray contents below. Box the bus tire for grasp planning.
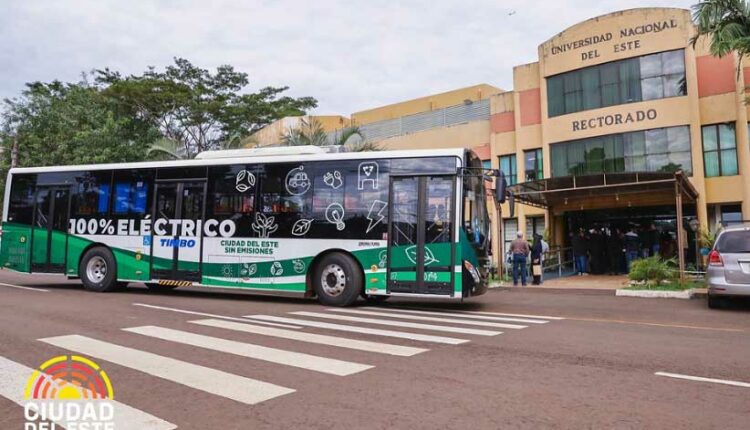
[313,253,362,307]
[79,247,119,293]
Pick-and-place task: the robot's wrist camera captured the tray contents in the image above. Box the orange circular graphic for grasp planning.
[24,355,114,401]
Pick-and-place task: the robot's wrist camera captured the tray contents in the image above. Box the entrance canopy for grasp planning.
[508,171,697,214]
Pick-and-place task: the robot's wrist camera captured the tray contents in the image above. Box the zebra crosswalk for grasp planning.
[1,304,563,428]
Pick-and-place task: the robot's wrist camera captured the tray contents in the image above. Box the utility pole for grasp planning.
[11,135,18,168]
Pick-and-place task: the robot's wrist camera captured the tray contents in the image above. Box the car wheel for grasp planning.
[313,253,362,307]
[79,247,119,292]
[707,294,726,309]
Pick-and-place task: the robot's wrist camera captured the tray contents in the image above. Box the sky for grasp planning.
[1,0,697,116]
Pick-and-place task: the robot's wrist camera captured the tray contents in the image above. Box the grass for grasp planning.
[624,279,704,291]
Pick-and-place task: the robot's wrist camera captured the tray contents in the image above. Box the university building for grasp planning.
[255,7,750,263]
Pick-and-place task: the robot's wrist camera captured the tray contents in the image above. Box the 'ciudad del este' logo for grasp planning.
[23,355,115,429]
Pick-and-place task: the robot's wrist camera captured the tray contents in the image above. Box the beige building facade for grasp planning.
[254,7,750,262]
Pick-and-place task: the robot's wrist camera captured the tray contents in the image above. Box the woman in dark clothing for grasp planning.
[606,229,624,275]
[530,234,543,285]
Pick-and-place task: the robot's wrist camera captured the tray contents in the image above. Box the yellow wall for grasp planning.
[351,84,502,125]
[377,120,490,150]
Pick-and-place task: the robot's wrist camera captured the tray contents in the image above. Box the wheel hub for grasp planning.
[320,264,346,297]
[86,256,107,283]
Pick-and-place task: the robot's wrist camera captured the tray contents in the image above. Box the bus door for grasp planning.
[151,181,205,281]
[387,175,455,295]
[31,187,70,273]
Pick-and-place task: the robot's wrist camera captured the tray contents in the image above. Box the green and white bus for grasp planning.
[0,146,490,306]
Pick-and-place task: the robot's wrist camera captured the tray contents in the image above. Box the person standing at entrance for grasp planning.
[510,231,530,286]
[530,234,543,285]
[571,229,589,276]
[624,227,641,271]
[606,229,624,275]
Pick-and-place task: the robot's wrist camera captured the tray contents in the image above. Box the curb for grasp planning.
[615,288,699,299]
[490,284,615,295]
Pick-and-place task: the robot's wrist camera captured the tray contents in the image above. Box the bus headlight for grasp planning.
[463,260,481,284]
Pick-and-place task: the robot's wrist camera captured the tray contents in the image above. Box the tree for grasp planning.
[281,117,329,146]
[97,58,317,158]
[1,80,160,168]
[281,117,380,152]
[692,0,750,77]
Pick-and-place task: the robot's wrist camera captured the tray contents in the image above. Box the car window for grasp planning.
[716,230,750,253]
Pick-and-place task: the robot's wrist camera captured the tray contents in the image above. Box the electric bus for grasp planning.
[0,146,490,306]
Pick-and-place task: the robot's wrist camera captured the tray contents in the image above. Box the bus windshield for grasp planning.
[462,153,490,254]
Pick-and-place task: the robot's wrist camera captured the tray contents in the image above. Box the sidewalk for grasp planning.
[491,274,708,296]
[492,275,629,291]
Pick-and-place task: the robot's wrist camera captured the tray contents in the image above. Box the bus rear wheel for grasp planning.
[313,253,362,307]
[79,247,119,292]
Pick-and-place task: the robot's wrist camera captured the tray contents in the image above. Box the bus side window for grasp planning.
[111,170,154,222]
[258,163,312,238]
[343,159,389,239]
[207,165,256,238]
[72,171,113,218]
[8,174,37,225]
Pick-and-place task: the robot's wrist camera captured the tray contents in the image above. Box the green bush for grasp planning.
[628,256,676,286]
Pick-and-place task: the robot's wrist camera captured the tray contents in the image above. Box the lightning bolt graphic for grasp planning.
[366,200,388,234]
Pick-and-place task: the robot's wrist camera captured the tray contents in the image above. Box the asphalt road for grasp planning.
[1,271,748,430]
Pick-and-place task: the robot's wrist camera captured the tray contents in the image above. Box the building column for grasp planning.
[733,54,750,221]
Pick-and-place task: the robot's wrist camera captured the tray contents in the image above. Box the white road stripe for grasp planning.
[124,326,372,376]
[288,312,502,336]
[0,355,176,430]
[417,308,566,320]
[361,307,549,324]
[191,319,427,357]
[39,335,295,405]
[132,303,301,329]
[328,308,527,329]
[0,282,49,292]
[655,372,750,388]
[246,315,468,345]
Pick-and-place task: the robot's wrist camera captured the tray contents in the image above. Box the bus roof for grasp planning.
[8,147,469,174]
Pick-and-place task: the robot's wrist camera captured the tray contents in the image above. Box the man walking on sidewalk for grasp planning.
[510,231,530,286]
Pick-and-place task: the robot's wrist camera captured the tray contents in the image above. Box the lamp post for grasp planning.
[689,218,700,271]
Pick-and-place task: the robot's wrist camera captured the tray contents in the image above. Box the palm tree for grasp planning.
[146,133,247,160]
[146,138,189,160]
[281,117,379,152]
[281,117,328,147]
[692,0,750,77]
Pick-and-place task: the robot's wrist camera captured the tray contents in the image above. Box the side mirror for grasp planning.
[495,172,507,204]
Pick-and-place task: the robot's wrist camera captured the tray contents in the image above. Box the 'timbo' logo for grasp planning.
[23,355,115,429]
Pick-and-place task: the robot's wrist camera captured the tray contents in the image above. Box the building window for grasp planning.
[524,149,543,181]
[499,154,517,185]
[702,123,738,177]
[721,204,743,225]
[503,218,518,257]
[547,49,686,117]
[550,125,692,177]
[525,216,545,240]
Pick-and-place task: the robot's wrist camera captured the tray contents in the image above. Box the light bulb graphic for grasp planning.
[325,203,346,231]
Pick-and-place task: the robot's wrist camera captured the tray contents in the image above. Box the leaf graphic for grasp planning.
[405,246,418,264]
[404,245,439,266]
[423,247,439,265]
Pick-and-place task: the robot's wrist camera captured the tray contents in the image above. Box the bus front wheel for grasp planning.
[79,247,119,292]
[313,253,362,307]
